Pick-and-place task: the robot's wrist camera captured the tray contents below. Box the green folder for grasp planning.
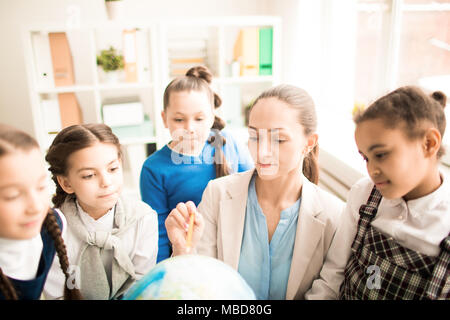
[259,27,273,75]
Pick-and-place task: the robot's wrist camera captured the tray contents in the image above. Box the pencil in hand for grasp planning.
[186,211,195,253]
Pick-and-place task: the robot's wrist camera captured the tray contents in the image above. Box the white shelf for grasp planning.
[118,135,157,146]
[36,84,94,94]
[215,76,274,84]
[97,82,153,91]
[23,16,282,193]
[36,82,154,93]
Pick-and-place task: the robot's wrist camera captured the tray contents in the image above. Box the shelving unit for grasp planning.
[22,16,282,197]
[159,16,282,146]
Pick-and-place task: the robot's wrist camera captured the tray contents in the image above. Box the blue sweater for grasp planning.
[140,130,254,262]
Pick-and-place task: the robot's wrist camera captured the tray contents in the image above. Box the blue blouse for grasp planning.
[238,174,300,300]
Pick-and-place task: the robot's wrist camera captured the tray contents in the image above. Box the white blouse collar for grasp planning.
[381,172,449,218]
[75,200,115,232]
[0,234,43,280]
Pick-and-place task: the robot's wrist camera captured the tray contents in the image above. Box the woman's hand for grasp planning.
[165,201,205,256]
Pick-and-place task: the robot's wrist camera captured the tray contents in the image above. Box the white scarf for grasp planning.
[60,195,147,300]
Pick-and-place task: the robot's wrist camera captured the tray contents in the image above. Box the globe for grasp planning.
[123,254,256,300]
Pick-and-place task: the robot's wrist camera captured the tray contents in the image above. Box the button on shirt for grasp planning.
[238,175,301,300]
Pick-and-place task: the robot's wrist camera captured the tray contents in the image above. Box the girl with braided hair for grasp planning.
[43,124,158,300]
[140,66,254,262]
[0,124,82,300]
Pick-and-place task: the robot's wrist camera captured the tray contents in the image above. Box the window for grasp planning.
[354,0,450,164]
[355,0,450,102]
[318,0,450,194]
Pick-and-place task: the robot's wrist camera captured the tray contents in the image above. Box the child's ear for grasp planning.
[161,110,168,128]
[56,175,74,194]
[423,127,441,158]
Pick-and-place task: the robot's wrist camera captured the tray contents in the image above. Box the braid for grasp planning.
[51,177,69,208]
[0,268,18,300]
[43,210,83,300]
[208,131,231,178]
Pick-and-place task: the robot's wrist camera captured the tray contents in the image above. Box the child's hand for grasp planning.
[165,201,205,256]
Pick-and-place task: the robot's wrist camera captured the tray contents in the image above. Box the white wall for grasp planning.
[0,0,271,137]
[268,0,322,96]
[268,0,357,112]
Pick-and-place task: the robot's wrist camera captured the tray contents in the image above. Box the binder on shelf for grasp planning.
[136,29,150,82]
[233,27,260,76]
[168,36,208,77]
[31,32,55,88]
[170,58,205,64]
[57,93,83,128]
[123,29,138,83]
[48,32,75,87]
[259,27,273,76]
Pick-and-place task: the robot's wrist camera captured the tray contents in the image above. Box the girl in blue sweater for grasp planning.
[140,66,253,262]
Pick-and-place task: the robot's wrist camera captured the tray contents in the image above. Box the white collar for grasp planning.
[75,200,115,232]
[381,172,450,218]
[0,234,43,280]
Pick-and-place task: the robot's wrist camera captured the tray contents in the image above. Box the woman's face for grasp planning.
[248,97,317,181]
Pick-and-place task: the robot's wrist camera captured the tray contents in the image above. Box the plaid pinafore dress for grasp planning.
[339,186,450,300]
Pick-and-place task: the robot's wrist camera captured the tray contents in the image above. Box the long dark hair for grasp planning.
[354,86,447,158]
[45,123,122,208]
[163,66,230,178]
[0,124,82,300]
[250,85,320,184]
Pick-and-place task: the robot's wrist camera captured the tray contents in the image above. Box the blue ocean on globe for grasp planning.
[123,254,256,300]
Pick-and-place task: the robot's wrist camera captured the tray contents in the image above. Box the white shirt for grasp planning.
[0,209,67,282]
[43,201,158,300]
[305,173,450,300]
[0,234,43,281]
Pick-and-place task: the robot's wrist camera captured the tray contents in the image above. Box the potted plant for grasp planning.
[105,0,124,20]
[96,46,124,83]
